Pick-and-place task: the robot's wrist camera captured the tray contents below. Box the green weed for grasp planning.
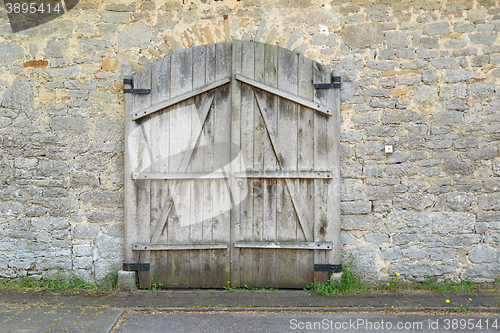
[308,255,491,296]
[307,254,370,295]
[415,276,477,293]
[0,264,119,294]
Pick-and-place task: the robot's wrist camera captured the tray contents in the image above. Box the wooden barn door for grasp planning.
[124,41,340,289]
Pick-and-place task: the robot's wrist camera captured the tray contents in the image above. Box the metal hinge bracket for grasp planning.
[314,264,342,272]
[123,78,151,94]
[314,76,341,89]
[123,263,150,271]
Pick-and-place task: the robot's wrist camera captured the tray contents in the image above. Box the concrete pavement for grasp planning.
[115,312,500,333]
[0,289,499,332]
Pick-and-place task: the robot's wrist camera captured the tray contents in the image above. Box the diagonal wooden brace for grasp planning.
[149,93,216,243]
[253,89,314,242]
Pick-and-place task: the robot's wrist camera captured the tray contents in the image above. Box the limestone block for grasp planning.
[386,210,432,233]
[431,212,476,234]
[342,244,380,283]
[341,179,365,201]
[44,39,69,58]
[340,201,371,215]
[117,270,137,290]
[80,191,124,208]
[470,82,495,100]
[423,22,450,36]
[415,85,438,104]
[2,77,33,112]
[470,32,497,45]
[73,224,99,239]
[469,245,497,263]
[117,22,150,49]
[479,193,500,210]
[341,22,384,49]
[341,215,382,231]
[464,263,500,281]
[389,262,455,277]
[385,31,409,49]
[428,248,456,261]
[365,232,389,245]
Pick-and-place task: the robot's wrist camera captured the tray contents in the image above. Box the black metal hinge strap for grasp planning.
[123,89,151,94]
[123,78,151,94]
[314,75,341,89]
[314,264,342,273]
[123,263,150,271]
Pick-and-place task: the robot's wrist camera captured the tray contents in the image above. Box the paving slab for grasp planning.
[0,306,122,333]
[0,289,500,331]
[114,312,500,333]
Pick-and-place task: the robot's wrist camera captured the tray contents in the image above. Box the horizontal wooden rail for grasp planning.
[133,172,227,180]
[235,74,332,116]
[133,243,228,250]
[132,77,231,121]
[234,171,332,179]
[134,171,332,180]
[233,242,333,250]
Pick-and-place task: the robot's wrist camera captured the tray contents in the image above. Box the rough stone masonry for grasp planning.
[0,0,499,284]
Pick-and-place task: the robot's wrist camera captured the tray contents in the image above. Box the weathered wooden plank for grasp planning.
[134,172,226,180]
[150,93,215,244]
[132,77,230,121]
[189,44,207,289]
[234,242,333,250]
[296,55,315,287]
[212,42,232,288]
[202,43,217,288]
[133,243,228,250]
[313,62,330,283]
[166,47,193,288]
[235,74,332,116]
[230,40,242,288]
[134,65,152,289]
[233,171,333,179]
[261,43,278,288]
[252,41,265,288]
[239,40,255,287]
[326,69,342,268]
[124,79,138,271]
[149,54,171,288]
[276,47,298,289]
[253,90,313,243]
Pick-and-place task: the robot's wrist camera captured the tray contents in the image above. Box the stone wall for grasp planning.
[0,0,499,283]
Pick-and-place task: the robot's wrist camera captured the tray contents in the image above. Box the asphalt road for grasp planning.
[114,312,500,333]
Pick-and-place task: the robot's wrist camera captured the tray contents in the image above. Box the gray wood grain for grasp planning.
[252,41,266,288]
[125,41,340,289]
[166,47,193,288]
[235,75,332,116]
[189,44,207,289]
[133,243,228,250]
[296,54,315,287]
[313,62,330,283]
[202,43,217,288]
[211,42,232,288]
[234,242,333,250]
[134,65,152,289]
[132,77,230,121]
[262,43,278,288]
[239,40,255,287]
[150,55,171,287]
[253,91,313,243]
[230,40,243,288]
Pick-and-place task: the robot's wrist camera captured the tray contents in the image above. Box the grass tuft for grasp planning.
[0,265,119,294]
[307,254,369,295]
[308,255,499,295]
